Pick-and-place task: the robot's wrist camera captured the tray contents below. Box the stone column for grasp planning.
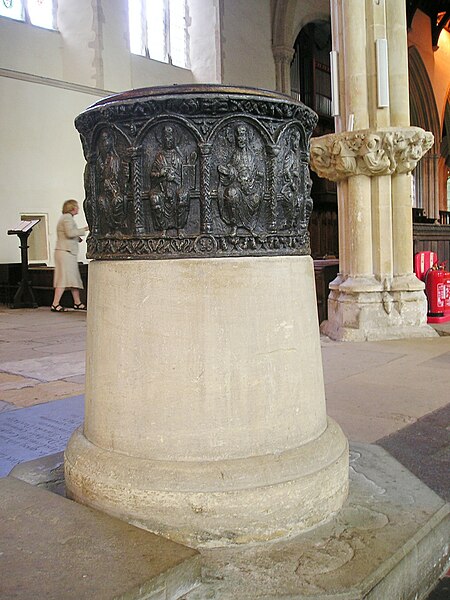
[386,0,419,292]
[310,0,436,341]
[65,86,349,548]
[341,0,374,287]
[272,45,294,94]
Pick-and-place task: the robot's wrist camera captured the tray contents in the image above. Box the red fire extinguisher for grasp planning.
[424,262,450,323]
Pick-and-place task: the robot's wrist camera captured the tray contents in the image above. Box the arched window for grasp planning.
[128,0,189,69]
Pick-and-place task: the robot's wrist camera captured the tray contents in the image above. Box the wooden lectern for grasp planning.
[7,220,40,309]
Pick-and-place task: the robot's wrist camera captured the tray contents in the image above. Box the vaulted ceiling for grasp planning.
[406,0,450,48]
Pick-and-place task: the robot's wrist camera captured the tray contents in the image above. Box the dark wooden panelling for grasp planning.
[314,259,339,324]
[0,264,88,308]
[310,206,339,259]
[413,224,450,268]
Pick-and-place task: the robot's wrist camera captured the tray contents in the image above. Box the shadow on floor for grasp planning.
[376,402,450,502]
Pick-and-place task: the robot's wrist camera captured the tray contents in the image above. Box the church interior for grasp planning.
[0,1,449,598]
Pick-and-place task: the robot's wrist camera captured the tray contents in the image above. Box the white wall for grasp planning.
[0,0,278,265]
[0,76,98,263]
[220,0,276,89]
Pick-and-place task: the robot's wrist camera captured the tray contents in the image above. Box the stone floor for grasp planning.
[0,305,449,597]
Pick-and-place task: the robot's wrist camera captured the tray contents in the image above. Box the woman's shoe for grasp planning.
[51,305,66,312]
[73,303,87,311]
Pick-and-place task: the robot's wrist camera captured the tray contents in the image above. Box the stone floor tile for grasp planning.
[1,477,200,600]
[62,374,86,385]
[32,340,87,356]
[325,377,450,423]
[321,343,404,383]
[0,399,18,413]
[0,372,41,391]
[0,351,85,382]
[1,380,84,407]
[0,342,50,362]
[377,403,450,501]
[326,408,413,443]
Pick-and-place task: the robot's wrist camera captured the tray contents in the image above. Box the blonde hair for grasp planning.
[62,199,78,214]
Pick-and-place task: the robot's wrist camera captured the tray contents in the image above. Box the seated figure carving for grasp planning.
[217,124,263,236]
[149,125,194,236]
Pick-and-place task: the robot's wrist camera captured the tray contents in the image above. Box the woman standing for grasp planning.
[51,199,89,312]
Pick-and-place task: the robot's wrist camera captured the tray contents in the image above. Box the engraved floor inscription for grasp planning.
[0,395,84,476]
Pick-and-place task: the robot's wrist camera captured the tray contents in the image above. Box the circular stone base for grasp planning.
[65,418,348,548]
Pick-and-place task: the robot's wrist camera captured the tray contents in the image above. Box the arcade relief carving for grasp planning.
[216,123,265,236]
[147,124,197,236]
[76,85,318,260]
[309,127,434,182]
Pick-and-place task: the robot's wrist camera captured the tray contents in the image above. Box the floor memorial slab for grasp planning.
[0,476,200,600]
[0,395,84,476]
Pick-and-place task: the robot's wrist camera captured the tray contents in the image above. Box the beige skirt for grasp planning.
[53,250,83,289]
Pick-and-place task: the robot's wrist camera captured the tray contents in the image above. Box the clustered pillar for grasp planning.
[310,0,436,341]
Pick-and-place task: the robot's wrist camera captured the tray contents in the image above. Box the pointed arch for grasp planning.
[271,0,331,94]
[272,0,297,49]
[408,46,441,218]
[408,46,440,149]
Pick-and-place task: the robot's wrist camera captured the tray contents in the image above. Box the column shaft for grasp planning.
[347,175,373,277]
[371,175,393,280]
[342,0,369,129]
[272,46,294,95]
[386,0,410,126]
[392,173,414,277]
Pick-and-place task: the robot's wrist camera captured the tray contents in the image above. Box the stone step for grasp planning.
[0,476,200,600]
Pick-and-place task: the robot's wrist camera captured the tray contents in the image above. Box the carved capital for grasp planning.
[309,127,434,182]
[272,45,295,65]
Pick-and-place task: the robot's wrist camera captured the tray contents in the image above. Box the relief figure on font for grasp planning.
[217,124,263,236]
[280,129,313,231]
[96,129,128,235]
[149,125,195,236]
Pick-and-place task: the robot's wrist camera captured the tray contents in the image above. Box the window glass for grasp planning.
[169,0,187,67]
[0,0,25,22]
[0,0,56,30]
[146,0,167,63]
[129,0,188,68]
[27,0,55,30]
[128,0,145,55]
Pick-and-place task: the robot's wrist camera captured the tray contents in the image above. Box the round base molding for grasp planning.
[65,418,348,548]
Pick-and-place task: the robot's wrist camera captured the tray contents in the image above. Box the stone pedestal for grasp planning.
[65,85,349,547]
[65,256,348,546]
